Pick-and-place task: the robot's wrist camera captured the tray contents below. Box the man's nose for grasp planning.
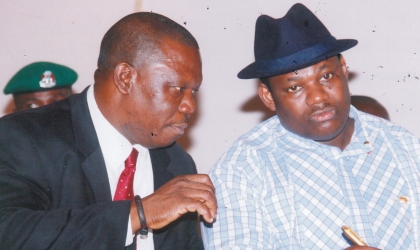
[306,83,330,106]
[179,91,196,115]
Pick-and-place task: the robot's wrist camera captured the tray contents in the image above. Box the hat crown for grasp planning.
[255,4,333,61]
[238,3,357,79]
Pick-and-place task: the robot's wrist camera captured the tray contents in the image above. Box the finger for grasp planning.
[177,174,214,189]
[179,187,217,219]
[168,176,215,196]
[180,197,216,223]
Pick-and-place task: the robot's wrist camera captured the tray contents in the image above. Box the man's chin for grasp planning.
[305,129,342,143]
[149,136,179,149]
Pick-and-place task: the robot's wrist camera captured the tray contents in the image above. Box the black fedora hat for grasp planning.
[238,3,357,79]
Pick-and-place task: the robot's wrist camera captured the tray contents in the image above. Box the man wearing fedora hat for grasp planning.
[203,3,420,250]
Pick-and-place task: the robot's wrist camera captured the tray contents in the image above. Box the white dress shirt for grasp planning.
[87,85,154,250]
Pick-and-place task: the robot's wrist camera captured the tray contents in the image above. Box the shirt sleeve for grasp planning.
[202,159,275,249]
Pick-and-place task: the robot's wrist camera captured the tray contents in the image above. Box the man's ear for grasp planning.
[114,63,137,94]
[258,82,276,112]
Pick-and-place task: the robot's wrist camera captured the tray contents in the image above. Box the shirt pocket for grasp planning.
[363,165,413,249]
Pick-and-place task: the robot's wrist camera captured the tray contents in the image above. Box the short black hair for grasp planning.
[97,12,199,70]
[259,76,272,91]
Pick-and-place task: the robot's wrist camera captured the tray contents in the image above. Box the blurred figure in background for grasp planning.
[4,61,77,112]
[351,95,390,120]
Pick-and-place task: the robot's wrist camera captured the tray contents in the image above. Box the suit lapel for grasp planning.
[150,147,173,249]
[71,87,112,202]
[150,143,192,190]
[150,147,174,191]
[81,148,112,202]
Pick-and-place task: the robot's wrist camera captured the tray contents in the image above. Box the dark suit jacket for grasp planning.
[0,88,203,250]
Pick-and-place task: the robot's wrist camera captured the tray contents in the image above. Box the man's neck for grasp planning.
[318,118,355,151]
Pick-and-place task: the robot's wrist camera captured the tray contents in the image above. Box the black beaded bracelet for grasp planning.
[134,195,148,236]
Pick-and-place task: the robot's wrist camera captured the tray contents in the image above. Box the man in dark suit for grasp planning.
[0,12,216,249]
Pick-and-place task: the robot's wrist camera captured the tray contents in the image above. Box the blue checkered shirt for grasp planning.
[202,106,420,249]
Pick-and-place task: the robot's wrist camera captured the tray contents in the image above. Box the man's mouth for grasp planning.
[170,122,189,134]
[310,107,336,122]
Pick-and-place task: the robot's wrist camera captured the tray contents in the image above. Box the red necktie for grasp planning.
[114,148,138,201]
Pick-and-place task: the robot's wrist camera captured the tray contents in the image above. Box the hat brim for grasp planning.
[237,39,357,79]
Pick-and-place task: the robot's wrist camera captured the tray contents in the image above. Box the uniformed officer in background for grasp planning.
[4,61,77,112]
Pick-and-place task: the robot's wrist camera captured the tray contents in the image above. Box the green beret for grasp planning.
[4,62,77,95]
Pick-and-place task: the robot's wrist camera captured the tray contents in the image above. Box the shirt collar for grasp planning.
[86,85,148,171]
[344,105,375,155]
[275,105,373,158]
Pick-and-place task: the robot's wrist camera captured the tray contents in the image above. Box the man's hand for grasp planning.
[344,246,380,250]
[130,174,217,232]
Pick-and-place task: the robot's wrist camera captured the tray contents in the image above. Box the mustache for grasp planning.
[311,103,332,112]
[173,116,190,125]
